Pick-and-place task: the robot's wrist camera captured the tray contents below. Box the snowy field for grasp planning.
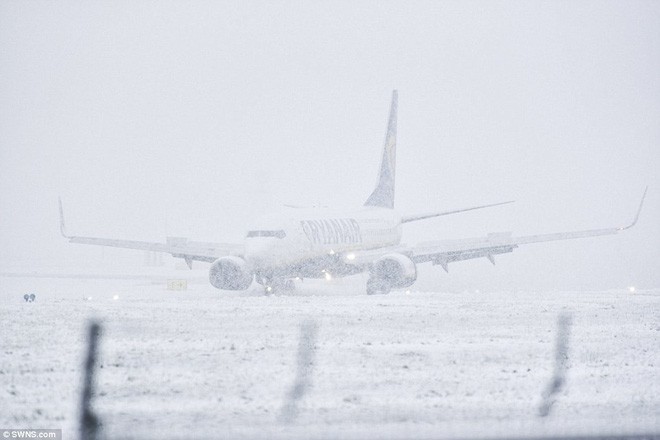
[1,274,658,439]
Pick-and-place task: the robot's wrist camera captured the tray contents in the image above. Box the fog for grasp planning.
[1,1,658,292]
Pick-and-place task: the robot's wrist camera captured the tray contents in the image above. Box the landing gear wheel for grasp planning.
[262,278,295,295]
[366,278,391,295]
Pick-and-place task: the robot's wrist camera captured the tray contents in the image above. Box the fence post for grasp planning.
[279,319,318,424]
[80,321,102,440]
[539,313,572,417]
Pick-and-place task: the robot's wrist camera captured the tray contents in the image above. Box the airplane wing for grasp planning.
[409,188,646,272]
[59,199,243,267]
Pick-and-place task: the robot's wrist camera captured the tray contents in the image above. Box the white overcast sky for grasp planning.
[0,1,658,291]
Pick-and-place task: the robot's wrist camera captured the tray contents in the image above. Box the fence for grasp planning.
[76,314,658,440]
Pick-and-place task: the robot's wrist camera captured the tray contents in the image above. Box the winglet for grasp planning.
[620,186,647,230]
[58,197,70,238]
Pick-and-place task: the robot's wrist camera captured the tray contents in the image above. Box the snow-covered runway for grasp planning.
[1,276,658,439]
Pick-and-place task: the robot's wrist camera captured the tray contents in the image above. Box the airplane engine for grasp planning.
[209,256,253,290]
[371,253,417,289]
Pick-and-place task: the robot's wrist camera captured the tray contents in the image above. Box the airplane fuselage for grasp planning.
[244,207,402,280]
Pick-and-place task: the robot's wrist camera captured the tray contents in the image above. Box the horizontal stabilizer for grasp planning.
[401,200,514,224]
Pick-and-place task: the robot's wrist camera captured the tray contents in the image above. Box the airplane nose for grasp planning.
[245,239,277,268]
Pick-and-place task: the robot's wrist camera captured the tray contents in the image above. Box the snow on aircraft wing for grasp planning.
[59,199,242,266]
[409,188,647,272]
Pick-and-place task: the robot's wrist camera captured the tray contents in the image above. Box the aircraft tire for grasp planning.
[262,278,295,295]
[366,278,391,295]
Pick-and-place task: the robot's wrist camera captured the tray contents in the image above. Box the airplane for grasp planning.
[59,90,647,295]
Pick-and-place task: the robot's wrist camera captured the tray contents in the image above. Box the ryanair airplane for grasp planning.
[59,91,646,295]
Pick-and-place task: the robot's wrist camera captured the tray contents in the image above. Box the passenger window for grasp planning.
[246,230,286,239]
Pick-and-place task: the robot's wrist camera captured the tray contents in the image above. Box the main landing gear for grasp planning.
[366,278,391,295]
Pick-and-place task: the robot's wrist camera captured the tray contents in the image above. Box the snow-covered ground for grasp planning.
[1,275,658,439]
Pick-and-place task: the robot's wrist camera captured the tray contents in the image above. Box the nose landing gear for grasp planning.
[258,277,296,295]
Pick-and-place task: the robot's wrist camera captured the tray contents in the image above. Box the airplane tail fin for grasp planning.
[364,90,397,209]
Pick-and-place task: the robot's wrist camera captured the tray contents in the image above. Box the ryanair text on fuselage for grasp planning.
[301,219,362,245]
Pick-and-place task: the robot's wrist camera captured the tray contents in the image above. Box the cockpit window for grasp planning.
[246,230,286,239]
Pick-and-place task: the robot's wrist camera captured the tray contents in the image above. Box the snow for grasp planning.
[1,275,658,439]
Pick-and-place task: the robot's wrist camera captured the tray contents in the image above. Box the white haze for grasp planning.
[0,1,658,292]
